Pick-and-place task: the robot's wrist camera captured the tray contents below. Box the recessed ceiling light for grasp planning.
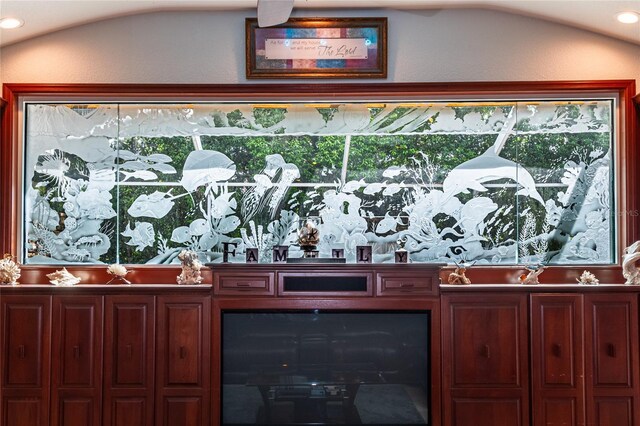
[617,12,639,24]
[0,17,24,29]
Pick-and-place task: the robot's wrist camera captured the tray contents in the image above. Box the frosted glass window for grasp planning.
[23,100,614,265]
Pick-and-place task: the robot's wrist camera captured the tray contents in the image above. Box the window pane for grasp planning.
[22,100,615,265]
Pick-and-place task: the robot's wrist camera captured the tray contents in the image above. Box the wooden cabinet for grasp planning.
[585,293,640,425]
[156,295,211,426]
[51,296,103,426]
[530,294,584,426]
[531,293,640,426]
[442,293,529,426]
[1,295,51,426]
[103,295,155,426]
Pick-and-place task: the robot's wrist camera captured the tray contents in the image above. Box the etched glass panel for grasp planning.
[23,99,615,265]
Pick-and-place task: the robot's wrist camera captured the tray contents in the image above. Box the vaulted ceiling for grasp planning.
[0,1,639,47]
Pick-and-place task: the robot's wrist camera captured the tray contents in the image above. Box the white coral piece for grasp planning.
[0,254,21,285]
[107,263,128,277]
[577,270,599,285]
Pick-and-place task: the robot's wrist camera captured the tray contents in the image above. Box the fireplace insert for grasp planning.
[222,310,430,425]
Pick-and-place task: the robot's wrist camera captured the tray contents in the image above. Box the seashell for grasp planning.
[0,254,21,285]
[46,267,81,286]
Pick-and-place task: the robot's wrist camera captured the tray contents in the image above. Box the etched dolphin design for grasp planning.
[442,147,544,204]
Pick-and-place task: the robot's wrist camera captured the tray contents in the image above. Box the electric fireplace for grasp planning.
[211,264,442,426]
[222,311,430,425]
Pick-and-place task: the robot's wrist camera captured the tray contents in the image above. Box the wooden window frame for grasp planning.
[1,81,637,284]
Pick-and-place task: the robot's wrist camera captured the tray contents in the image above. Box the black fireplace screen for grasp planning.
[222,311,430,425]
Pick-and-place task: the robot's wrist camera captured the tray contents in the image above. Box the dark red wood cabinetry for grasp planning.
[585,293,640,425]
[156,295,211,426]
[531,294,585,426]
[1,295,51,426]
[51,296,103,426]
[442,293,529,426]
[3,273,640,426]
[103,295,155,426]
[531,293,640,426]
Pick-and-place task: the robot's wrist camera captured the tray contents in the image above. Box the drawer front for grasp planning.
[214,272,275,295]
[376,273,436,296]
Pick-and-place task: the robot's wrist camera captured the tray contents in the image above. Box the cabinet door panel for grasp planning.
[585,294,639,425]
[103,295,155,426]
[541,398,578,426]
[156,295,210,426]
[449,302,522,386]
[530,295,584,426]
[105,296,154,387]
[1,296,51,426]
[452,398,521,426]
[61,305,96,385]
[594,397,633,426]
[59,397,92,426]
[51,296,103,426]
[4,304,46,386]
[158,297,210,388]
[3,398,42,426]
[112,398,146,425]
[166,305,201,385]
[589,301,633,386]
[163,397,202,426]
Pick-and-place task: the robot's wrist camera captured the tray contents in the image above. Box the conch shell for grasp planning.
[47,268,81,286]
[0,254,21,285]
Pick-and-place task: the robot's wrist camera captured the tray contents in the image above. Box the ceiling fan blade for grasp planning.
[257,0,294,27]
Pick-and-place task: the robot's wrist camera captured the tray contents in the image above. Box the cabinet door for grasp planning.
[442,293,529,426]
[585,293,639,425]
[51,295,103,426]
[451,398,523,426]
[156,295,210,426]
[1,295,51,426]
[530,294,584,426]
[103,295,155,426]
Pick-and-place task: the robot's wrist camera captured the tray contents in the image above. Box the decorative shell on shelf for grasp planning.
[47,268,81,286]
[577,270,599,285]
[0,254,21,285]
[106,263,131,285]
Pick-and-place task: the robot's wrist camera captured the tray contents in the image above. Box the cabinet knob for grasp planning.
[481,344,491,359]
[551,343,562,357]
[606,343,616,358]
[179,346,187,359]
[17,344,25,359]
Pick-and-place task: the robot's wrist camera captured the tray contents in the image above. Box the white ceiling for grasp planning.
[0,0,639,47]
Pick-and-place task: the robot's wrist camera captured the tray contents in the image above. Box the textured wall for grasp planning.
[0,8,639,85]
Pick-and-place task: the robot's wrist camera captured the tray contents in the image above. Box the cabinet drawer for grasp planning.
[376,273,436,296]
[214,272,275,295]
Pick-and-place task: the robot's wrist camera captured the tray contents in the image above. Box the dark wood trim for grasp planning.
[2,81,636,285]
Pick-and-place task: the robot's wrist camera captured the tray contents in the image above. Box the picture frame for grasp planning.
[245,17,387,79]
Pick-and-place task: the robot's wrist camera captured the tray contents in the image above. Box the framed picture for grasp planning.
[246,17,387,79]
